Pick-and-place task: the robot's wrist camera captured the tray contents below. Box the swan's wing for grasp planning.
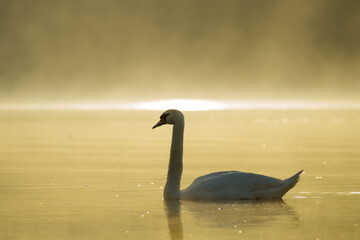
[190,171,238,185]
[181,171,284,200]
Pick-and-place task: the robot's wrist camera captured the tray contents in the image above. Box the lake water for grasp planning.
[0,110,359,239]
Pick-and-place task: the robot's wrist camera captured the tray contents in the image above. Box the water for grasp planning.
[0,110,359,239]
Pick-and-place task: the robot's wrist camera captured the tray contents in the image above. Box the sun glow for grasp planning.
[125,99,360,111]
[1,99,359,111]
[129,99,226,111]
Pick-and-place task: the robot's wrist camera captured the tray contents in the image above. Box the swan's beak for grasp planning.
[152,119,166,129]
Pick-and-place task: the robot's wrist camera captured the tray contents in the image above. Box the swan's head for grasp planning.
[152,109,184,129]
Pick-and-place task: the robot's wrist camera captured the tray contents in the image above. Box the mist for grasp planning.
[1,0,360,103]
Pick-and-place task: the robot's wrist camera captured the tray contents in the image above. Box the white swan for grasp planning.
[153,109,303,200]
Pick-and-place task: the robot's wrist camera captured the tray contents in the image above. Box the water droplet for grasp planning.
[125,230,129,233]
[146,211,150,214]
[238,230,242,233]
[141,214,144,217]
[137,184,141,187]
[315,176,323,179]
[234,225,237,228]
[218,207,221,210]
[115,195,119,198]
[262,143,267,148]
[160,186,163,189]
[281,118,289,123]
[151,182,154,185]
[243,220,247,223]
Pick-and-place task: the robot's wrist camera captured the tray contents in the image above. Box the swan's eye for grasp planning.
[160,113,169,122]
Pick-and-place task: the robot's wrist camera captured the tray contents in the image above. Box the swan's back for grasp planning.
[181,170,302,200]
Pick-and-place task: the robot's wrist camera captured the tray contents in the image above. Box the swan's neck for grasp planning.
[164,121,184,200]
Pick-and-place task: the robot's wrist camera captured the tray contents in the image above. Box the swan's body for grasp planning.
[153,109,302,200]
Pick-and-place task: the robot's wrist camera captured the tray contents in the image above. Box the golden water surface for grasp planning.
[0,110,359,239]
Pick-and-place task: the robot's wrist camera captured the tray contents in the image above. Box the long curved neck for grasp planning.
[164,120,184,200]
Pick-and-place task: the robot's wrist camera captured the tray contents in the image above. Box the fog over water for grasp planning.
[1,0,360,103]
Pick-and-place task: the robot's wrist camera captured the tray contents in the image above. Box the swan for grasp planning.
[153,109,303,200]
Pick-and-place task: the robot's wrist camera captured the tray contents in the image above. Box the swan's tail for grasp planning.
[253,170,303,199]
[282,169,303,194]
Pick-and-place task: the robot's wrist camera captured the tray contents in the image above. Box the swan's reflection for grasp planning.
[164,200,183,240]
[164,199,298,239]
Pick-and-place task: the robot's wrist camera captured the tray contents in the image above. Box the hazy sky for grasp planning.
[1,0,360,103]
